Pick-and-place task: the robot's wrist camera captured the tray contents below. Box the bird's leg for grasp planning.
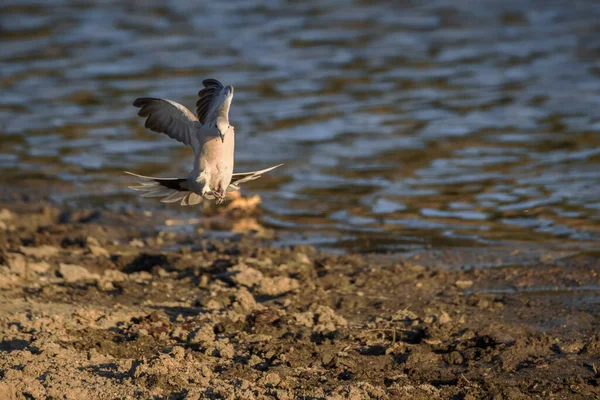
[209,190,227,204]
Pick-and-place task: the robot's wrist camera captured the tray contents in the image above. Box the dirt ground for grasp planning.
[0,201,599,399]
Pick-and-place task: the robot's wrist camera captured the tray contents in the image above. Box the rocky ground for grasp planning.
[0,200,599,399]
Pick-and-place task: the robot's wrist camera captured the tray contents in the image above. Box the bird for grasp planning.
[125,79,282,206]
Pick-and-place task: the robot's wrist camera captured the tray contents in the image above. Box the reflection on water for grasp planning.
[1,0,600,254]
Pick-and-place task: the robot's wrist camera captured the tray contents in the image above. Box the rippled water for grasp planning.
[1,0,600,254]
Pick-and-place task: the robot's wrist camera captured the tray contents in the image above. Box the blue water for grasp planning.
[1,0,599,254]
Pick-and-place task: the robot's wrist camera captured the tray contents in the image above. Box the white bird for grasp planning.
[125,79,282,206]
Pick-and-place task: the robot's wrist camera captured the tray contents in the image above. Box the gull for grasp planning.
[125,79,282,205]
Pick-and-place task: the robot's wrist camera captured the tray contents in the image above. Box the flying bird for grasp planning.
[125,79,282,205]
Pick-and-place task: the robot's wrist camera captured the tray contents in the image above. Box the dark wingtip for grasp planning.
[133,98,148,108]
[202,78,223,88]
[133,97,162,108]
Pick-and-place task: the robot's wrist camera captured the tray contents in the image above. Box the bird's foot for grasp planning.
[209,191,226,204]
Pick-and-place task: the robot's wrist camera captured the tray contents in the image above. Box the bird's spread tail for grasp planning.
[124,171,203,206]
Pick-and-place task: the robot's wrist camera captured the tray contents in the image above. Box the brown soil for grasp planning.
[0,202,599,399]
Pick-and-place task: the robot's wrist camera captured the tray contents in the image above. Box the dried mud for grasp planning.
[0,202,599,399]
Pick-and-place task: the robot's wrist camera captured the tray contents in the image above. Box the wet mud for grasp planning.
[0,202,599,399]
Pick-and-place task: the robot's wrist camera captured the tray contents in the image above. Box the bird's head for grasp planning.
[217,85,234,113]
[216,86,234,142]
[216,117,231,143]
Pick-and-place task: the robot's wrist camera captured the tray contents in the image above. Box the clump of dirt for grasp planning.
[0,203,599,399]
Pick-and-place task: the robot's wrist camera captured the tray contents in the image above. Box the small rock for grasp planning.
[86,348,104,362]
[261,372,281,387]
[252,308,283,326]
[248,354,263,367]
[295,252,311,264]
[476,298,490,309]
[555,341,584,354]
[86,236,100,247]
[233,288,258,312]
[28,261,51,274]
[59,263,99,283]
[249,334,272,343]
[102,269,127,282]
[188,324,215,344]
[313,305,347,334]
[20,245,59,259]
[0,275,20,289]
[89,245,109,258]
[392,309,419,322]
[214,341,235,359]
[438,311,451,325]
[130,271,152,283]
[97,280,115,291]
[581,336,600,356]
[293,311,315,327]
[401,347,440,369]
[0,209,14,221]
[204,298,225,310]
[8,253,27,276]
[0,382,17,399]
[455,280,473,289]
[171,346,186,360]
[129,239,145,248]
[408,264,426,272]
[231,266,264,287]
[490,331,515,345]
[256,276,299,296]
[444,351,463,365]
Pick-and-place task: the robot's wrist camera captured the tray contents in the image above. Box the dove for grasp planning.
[125,79,282,205]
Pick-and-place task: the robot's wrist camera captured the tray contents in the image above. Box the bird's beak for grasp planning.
[219,132,225,143]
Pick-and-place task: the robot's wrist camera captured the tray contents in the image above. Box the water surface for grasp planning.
[1,0,600,256]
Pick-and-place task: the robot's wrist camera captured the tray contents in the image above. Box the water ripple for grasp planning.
[1,0,599,253]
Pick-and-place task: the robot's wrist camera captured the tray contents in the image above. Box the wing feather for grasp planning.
[196,79,224,124]
[133,98,199,150]
[228,164,283,191]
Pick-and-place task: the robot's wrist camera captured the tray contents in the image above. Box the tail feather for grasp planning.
[125,171,199,206]
[186,193,203,205]
[229,163,283,187]
[141,188,175,198]
[161,191,187,204]
[128,183,159,192]
[125,163,283,206]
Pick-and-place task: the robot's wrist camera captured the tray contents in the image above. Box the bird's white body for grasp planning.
[126,79,282,205]
[189,124,235,198]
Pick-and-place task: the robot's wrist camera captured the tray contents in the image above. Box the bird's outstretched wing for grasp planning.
[196,79,229,125]
[133,98,200,151]
[124,171,204,206]
[227,164,283,192]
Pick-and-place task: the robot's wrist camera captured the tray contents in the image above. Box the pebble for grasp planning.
[438,311,452,325]
[59,263,99,283]
[89,245,110,258]
[20,245,59,259]
[455,280,473,289]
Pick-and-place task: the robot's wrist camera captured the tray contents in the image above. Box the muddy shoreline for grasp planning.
[0,201,599,399]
